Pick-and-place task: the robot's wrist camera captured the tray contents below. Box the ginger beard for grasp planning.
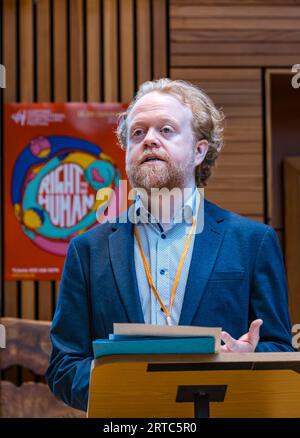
[126,148,196,193]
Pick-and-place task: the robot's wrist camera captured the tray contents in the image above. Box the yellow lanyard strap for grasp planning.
[134,197,200,323]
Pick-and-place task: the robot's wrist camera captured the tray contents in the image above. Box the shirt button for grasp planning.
[160,269,165,275]
[161,233,166,239]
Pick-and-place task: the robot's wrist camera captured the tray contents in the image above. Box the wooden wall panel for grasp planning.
[87,0,101,102]
[20,0,34,103]
[3,0,17,104]
[70,0,85,101]
[169,0,300,223]
[137,0,151,86]
[284,158,300,326]
[265,71,300,231]
[120,0,135,102]
[171,68,264,221]
[170,1,300,67]
[37,0,51,101]
[53,0,67,102]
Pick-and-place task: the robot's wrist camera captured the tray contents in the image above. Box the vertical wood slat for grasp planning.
[152,0,167,79]
[70,0,84,101]
[104,0,118,101]
[3,284,18,317]
[53,0,67,102]
[3,0,18,319]
[265,70,273,225]
[20,0,34,103]
[86,0,101,102]
[3,0,17,104]
[36,0,53,321]
[37,281,52,320]
[19,0,35,320]
[120,0,134,102]
[136,0,151,86]
[37,0,51,101]
[170,2,300,68]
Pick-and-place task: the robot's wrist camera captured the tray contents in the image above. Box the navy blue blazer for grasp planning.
[46,200,294,411]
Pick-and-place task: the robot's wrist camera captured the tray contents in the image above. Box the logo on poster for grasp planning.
[11,109,66,126]
[12,136,122,256]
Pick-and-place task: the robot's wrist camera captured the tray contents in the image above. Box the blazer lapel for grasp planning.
[108,219,145,324]
[179,202,226,325]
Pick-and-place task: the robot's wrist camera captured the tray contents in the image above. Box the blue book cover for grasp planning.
[93,336,215,358]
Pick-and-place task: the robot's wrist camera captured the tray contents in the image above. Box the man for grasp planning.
[46,79,294,411]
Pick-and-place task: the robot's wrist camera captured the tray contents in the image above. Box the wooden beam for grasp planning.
[87,0,101,102]
[103,0,118,101]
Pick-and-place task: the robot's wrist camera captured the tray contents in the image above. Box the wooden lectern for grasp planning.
[87,352,300,418]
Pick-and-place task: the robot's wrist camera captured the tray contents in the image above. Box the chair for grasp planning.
[0,317,85,418]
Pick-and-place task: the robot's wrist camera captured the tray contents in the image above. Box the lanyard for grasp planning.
[133,195,200,325]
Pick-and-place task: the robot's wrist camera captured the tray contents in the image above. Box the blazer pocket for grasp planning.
[209,270,245,281]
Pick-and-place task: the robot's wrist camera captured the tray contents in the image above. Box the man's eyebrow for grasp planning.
[129,116,179,128]
[158,116,179,125]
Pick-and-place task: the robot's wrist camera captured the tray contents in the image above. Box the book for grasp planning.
[93,336,215,359]
[113,323,221,352]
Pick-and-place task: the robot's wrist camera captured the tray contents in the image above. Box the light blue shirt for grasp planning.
[132,189,200,326]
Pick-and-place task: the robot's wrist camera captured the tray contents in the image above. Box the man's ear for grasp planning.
[195,139,209,166]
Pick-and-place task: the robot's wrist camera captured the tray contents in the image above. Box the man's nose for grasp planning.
[143,127,159,148]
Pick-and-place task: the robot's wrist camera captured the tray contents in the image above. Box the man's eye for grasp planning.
[132,129,144,137]
[161,126,174,134]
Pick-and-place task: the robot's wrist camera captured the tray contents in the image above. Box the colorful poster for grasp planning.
[4,103,127,280]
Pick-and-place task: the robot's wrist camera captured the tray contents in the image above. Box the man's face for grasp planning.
[125,91,205,192]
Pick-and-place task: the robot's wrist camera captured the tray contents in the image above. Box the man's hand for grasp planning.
[221,319,263,352]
